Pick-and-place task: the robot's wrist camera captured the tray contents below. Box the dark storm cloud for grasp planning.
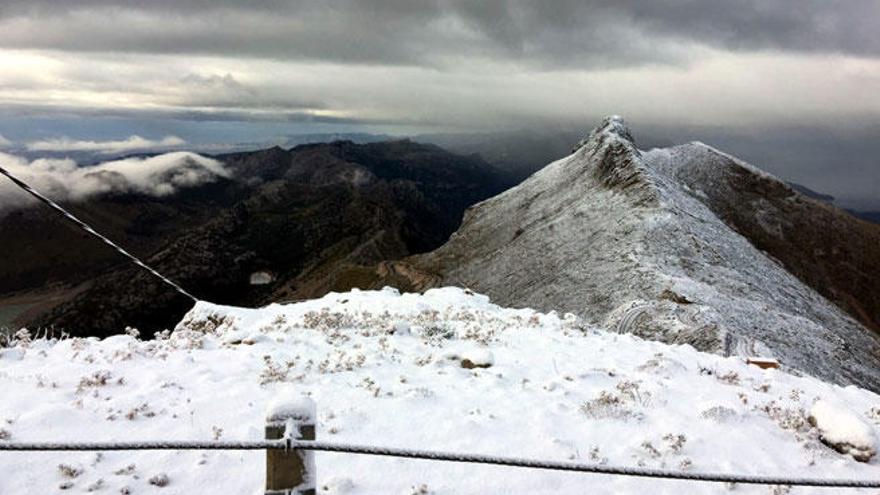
[0,1,877,68]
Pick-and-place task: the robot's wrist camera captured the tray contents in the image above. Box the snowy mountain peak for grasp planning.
[573,114,636,152]
[383,118,880,392]
[566,115,657,206]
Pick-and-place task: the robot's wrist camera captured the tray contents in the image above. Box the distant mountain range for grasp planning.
[852,211,880,223]
[14,128,876,227]
[0,140,511,337]
[787,183,880,225]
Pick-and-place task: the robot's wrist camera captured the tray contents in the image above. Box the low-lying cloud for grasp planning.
[0,151,229,212]
[25,135,186,154]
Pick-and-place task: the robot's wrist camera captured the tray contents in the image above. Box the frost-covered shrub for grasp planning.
[588,446,608,464]
[125,402,156,420]
[176,313,231,334]
[616,380,650,406]
[359,377,382,397]
[409,484,431,495]
[413,354,433,367]
[581,380,652,420]
[317,351,366,374]
[640,441,661,458]
[663,433,687,453]
[76,370,114,393]
[865,405,880,424]
[58,464,84,478]
[716,371,740,385]
[421,325,454,340]
[148,473,170,487]
[581,391,638,420]
[759,400,809,433]
[636,434,689,468]
[169,329,205,350]
[11,328,32,347]
[302,309,357,333]
[260,355,300,384]
[113,464,136,476]
[700,405,738,423]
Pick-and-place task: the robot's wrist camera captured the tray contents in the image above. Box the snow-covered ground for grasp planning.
[2,287,879,494]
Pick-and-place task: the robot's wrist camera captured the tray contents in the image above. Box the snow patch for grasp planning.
[250,271,275,285]
[809,400,876,461]
[266,395,316,425]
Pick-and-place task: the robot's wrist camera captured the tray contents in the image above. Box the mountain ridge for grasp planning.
[375,117,880,391]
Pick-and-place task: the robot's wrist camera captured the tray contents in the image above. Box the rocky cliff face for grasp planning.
[380,117,880,391]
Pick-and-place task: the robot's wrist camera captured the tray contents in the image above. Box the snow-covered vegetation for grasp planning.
[1,287,879,494]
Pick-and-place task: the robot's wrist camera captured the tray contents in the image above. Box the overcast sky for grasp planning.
[0,1,877,207]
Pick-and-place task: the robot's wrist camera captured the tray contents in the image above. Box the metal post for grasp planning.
[265,397,316,495]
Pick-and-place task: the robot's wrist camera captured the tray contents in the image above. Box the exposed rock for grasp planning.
[659,289,693,305]
[460,349,495,369]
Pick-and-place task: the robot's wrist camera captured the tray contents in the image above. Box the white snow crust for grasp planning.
[2,287,880,494]
[810,400,876,453]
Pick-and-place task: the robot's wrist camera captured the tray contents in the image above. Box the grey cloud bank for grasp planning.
[0,1,877,65]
